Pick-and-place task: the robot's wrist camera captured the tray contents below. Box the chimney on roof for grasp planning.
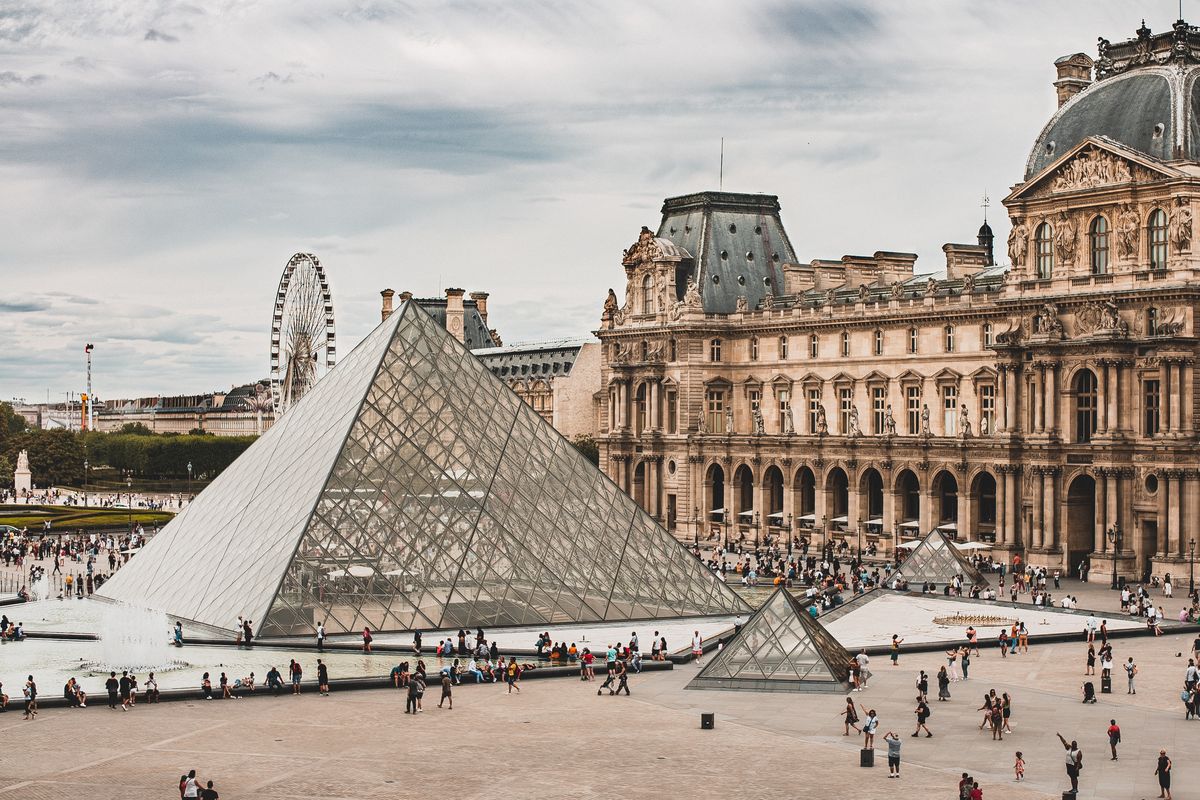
[398,290,413,302]
[445,287,466,344]
[380,288,395,322]
[470,291,489,325]
[1054,53,1094,107]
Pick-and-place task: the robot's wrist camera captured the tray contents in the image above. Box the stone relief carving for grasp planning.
[1054,212,1078,263]
[815,404,828,435]
[1116,204,1140,258]
[1049,147,1133,192]
[1075,296,1126,336]
[621,226,663,268]
[1170,199,1193,253]
[883,404,897,436]
[735,295,748,313]
[959,405,972,438]
[1032,302,1064,336]
[847,406,860,438]
[724,407,734,434]
[752,407,765,436]
[920,404,931,436]
[1008,219,1028,267]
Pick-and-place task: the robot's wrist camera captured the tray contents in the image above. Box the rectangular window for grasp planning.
[666,391,677,434]
[906,386,921,434]
[808,388,822,433]
[872,387,886,434]
[908,328,918,354]
[710,339,722,362]
[1144,379,1161,435]
[667,494,677,530]
[874,330,883,356]
[979,384,995,434]
[779,336,789,360]
[749,337,758,361]
[983,323,993,348]
[841,332,850,357]
[749,389,761,412]
[809,335,819,359]
[944,325,955,353]
[942,385,958,435]
[706,389,724,432]
[778,388,790,434]
[839,387,853,434]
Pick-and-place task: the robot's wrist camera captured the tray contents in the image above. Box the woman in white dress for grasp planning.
[692,632,704,665]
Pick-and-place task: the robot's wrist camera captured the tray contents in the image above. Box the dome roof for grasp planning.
[1026,20,1200,179]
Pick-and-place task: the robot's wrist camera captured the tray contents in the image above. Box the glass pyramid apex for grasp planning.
[892,529,990,588]
[98,301,749,634]
[687,586,853,693]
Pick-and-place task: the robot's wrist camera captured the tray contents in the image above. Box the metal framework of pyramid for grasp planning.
[892,529,990,588]
[687,587,852,693]
[97,301,749,636]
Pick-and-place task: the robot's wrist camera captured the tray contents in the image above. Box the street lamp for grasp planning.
[1106,523,1123,590]
[82,460,88,507]
[186,461,193,502]
[1189,537,1196,595]
[126,474,133,534]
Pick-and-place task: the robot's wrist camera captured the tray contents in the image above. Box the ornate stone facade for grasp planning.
[596,21,1200,584]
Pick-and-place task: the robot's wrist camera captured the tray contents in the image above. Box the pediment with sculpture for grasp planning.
[1010,138,1180,201]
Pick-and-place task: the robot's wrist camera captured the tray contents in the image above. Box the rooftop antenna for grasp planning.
[981,190,990,223]
[719,137,724,191]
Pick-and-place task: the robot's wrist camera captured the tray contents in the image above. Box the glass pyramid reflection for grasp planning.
[687,586,852,693]
[97,300,750,635]
[892,529,990,588]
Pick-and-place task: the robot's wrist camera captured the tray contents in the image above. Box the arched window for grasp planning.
[1035,223,1054,279]
[749,336,759,361]
[874,330,883,356]
[840,331,850,357]
[1074,369,1098,443]
[709,338,722,362]
[641,274,655,314]
[779,335,789,359]
[944,325,955,353]
[1089,216,1109,275]
[907,327,918,354]
[809,334,819,359]
[983,322,993,348]
[1149,208,1168,270]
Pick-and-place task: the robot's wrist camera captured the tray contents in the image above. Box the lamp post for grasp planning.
[82,459,88,507]
[126,474,133,534]
[1106,523,1123,590]
[186,461,193,503]
[1189,537,1196,595]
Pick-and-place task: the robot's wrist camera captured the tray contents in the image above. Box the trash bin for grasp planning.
[1101,675,1112,694]
[860,748,874,767]
[700,712,715,730]
[1117,575,1126,590]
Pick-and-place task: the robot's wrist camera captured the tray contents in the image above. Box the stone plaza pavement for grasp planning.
[2,625,1196,800]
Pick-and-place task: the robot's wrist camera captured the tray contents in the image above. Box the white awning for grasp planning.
[897,540,922,550]
[899,520,920,529]
[767,512,784,519]
[832,515,848,523]
[954,541,992,551]
[738,510,755,517]
[866,518,883,526]
[326,565,375,578]
[798,514,816,521]
[709,508,726,515]
[936,522,957,531]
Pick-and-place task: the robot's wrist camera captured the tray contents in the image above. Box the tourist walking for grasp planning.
[1001,692,1012,733]
[937,666,951,700]
[404,674,420,713]
[119,671,132,710]
[841,695,860,735]
[692,631,703,665]
[890,635,903,666]
[1156,749,1172,799]
[946,647,960,681]
[289,659,302,694]
[1125,656,1138,694]
[960,647,971,680]
[438,671,452,709]
[1106,719,1120,760]
[105,671,119,709]
[1085,644,1096,675]
[916,670,929,702]
[317,659,329,695]
[362,626,373,653]
[912,695,932,737]
[883,731,902,778]
[1013,751,1025,782]
[315,621,325,652]
[1055,733,1083,795]
[506,659,520,693]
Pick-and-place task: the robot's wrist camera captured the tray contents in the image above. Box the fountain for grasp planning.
[86,602,188,674]
[31,574,50,602]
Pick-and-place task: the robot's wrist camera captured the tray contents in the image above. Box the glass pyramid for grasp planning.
[892,529,990,588]
[97,301,749,635]
[687,587,853,693]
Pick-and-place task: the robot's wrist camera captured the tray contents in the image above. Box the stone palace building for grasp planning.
[596,20,1200,584]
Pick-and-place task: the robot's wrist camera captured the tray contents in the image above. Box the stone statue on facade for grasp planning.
[735,295,748,313]
[959,404,972,438]
[883,404,897,436]
[782,405,794,435]
[920,404,931,436]
[683,278,702,308]
[696,408,708,434]
[603,288,618,314]
[815,404,828,435]
[762,293,775,309]
[847,406,860,438]
[1100,296,1122,330]
[1055,212,1078,263]
[725,407,734,434]
[962,272,975,293]
[1034,302,1064,335]
[1171,198,1193,253]
[858,283,870,302]
[891,281,904,300]
[1007,219,1028,267]
[980,414,989,436]
[924,277,938,297]
[1117,204,1139,258]
[752,407,765,436]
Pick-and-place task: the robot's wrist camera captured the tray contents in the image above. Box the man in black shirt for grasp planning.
[119,671,132,711]
[105,672,119,709]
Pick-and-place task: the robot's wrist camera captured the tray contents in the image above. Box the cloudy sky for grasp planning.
[0,0,1168,402]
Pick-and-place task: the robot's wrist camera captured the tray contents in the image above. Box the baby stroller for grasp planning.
[1082,681,1097,704]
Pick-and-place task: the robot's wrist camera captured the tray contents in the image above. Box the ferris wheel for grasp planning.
[270,253,336,415]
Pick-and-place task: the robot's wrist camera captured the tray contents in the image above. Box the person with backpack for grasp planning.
[912,694,932,737]
[506,659,520,693]
[1124,657,1138,694]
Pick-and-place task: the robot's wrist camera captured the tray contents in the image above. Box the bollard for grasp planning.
[860,748,874,767]
[700,712,715,729]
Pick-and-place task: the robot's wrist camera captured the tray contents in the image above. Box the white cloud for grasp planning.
[0,0,1170,399]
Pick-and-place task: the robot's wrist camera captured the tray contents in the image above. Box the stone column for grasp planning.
[1044,469,1057,550]
[1156,474,1169,557]
[1171,363,1183,436]
[1006,469,1019,546]
[782,470,795,538]
[1183,362,1195,436]
[1031,468,1044,549]
[647,458,659,519]
[995,468,1007,545]
[1187,474,1200,558]
[1161,361,1174,434]
[996,366,1008,433]
[882,482,896,543]
[847,469,861,538]
[1046,363,1059,435]
[1032,368,1044,433]
[724,470,736,544]
[1006,366,1018,433]
[1108,361,1120,434]
[1096,471,1109,553]
[1098,361,1110,434]
[1169,471,1183,557]
[958,479,972,541]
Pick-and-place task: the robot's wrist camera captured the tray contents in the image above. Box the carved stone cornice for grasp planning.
[687,454,704,464]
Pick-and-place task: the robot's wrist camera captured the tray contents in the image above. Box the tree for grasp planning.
[14,429,84,488]
[570,434,599,466]
[0,454,11,488]
[119,422,154,436]
[0,402,28,461]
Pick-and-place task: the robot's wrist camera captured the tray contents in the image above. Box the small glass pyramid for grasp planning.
[892,529,989,588]
[98,301,749,635]
[687,586,853,693]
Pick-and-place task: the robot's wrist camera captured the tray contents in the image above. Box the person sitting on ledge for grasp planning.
[265,666,283,694]
[200,672,213,700]
[390,662,409,688]
[567,643,578,662]
[466,660,485,683]
[63,677,86,707]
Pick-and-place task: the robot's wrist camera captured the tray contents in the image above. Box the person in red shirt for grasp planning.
[969,781,982,800]
[1107,719,1121,760]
